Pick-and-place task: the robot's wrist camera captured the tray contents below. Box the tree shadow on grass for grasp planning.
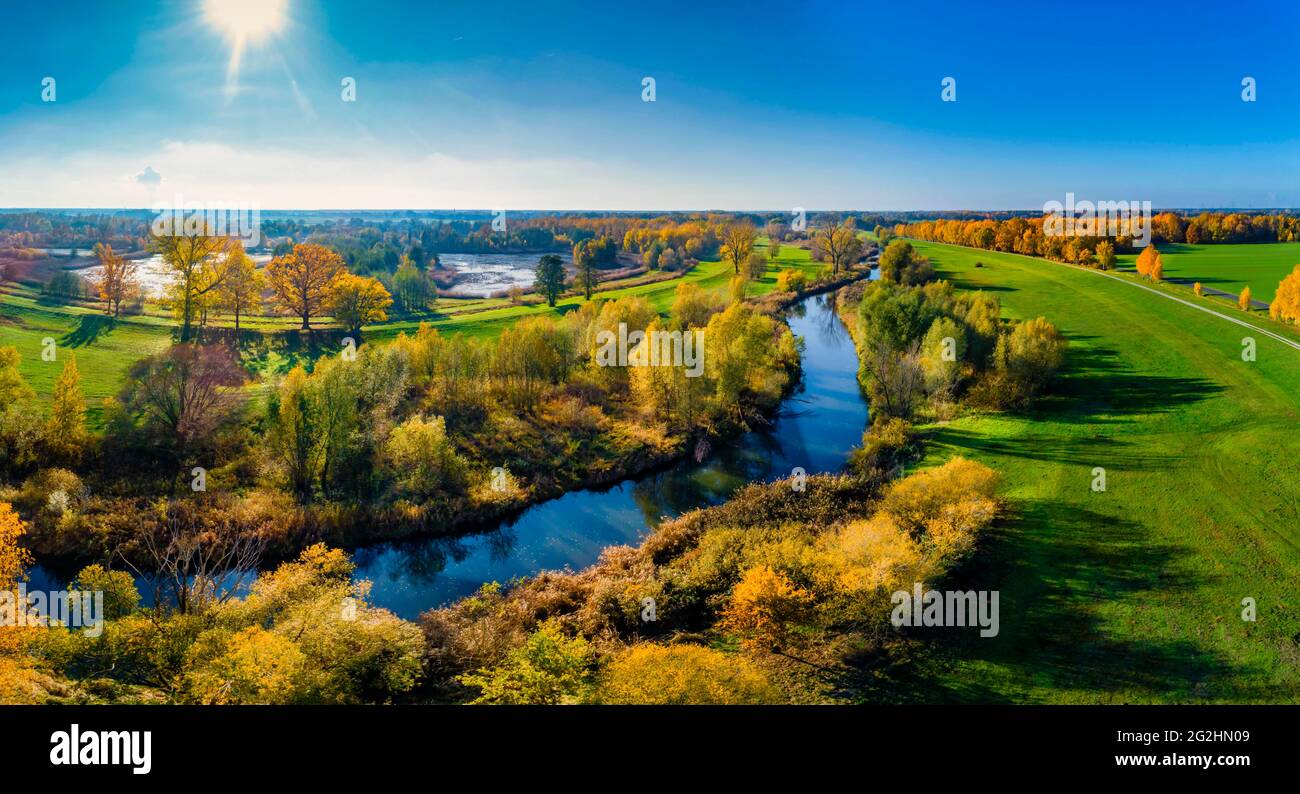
[59,314,116,347]
[1021,339,1226,426]
[841,503,1249,703]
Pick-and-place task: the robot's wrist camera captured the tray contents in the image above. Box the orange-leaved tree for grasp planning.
[719,565,814,654]
[1135,243,1158,277]
[266,243,346,330]
[1238,285,1252,312]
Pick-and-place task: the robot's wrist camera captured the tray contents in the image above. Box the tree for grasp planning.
[744,251,768,281]
[69,564,140,620]
[1194,282,1204,297]
[995,316,1067,397]
[719,565,813,653]
[458,620,594,704]
[720,221,757,275]
[384,414,467,500]
[1238,285,1252,312]
[45,354,86,460]
[328,273,392,333]
[1150,253,1164,281]
[215,242,263,332]
[150,228,232,341]
[534,253,565,307]
[266,243,346,329]
[1135,243,1158,277]
[0,347,33,410]
[392,257,433,313]
[1269,265,1300,325]
[120,344,247,465]
[811,217,863,275]
[272,366,317,501]
[594,644,778,704]
[1094,240,1116,270]
[92,243,138,318]
[0,502,31,594]
[572,240,599,300]
[767,240,782,260]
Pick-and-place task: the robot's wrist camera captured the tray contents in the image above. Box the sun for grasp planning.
[204,0,288,44]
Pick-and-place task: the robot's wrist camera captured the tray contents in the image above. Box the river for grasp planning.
[29,290,869,620]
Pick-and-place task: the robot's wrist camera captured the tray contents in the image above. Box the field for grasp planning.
[1116,241,1300,304]
[0,240,823,423]
[891,240,1300,703]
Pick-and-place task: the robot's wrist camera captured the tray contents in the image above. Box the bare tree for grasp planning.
[812,217,865,275]
[862,340,924,420]
[121,343,247,466]
[125,501,265,616]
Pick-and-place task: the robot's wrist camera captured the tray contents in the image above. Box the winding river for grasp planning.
[349,291,868,618]
[29,291,869,620]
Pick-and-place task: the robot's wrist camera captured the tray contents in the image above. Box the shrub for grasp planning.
[593,644,779,704]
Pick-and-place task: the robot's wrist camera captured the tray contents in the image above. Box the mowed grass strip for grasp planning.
[892,240,1300,704]
[1116,241,1300,304]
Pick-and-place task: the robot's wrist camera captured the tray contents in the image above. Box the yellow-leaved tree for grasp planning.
[216,241,264,331]
[44,354,86,460]
[1238,285,1252,312]
[327,273,392,333]
[1269,265,1300,325]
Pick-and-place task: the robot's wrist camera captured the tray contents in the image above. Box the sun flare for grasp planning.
[204,0,288,43]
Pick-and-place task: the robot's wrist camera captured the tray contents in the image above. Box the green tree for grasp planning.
[534,253,565,307]
[458,620,594,705]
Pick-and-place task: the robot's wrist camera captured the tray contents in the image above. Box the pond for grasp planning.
[437,251,572,298]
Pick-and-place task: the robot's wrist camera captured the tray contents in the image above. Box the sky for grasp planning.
[1,0,1298,210]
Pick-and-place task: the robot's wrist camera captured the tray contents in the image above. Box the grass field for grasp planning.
[888,240,1300,703]
[1116,241,1300,304]
[0,240,824,423]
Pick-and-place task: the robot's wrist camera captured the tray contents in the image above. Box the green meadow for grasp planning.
[887,240,1300,703]
[0,241,822,423]
[1116,241,1300,304]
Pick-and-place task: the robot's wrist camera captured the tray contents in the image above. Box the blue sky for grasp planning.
[1,0,1298,210]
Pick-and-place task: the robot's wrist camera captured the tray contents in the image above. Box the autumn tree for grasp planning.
[572,240,599,300]
[92,242,138,317]
[215,242,263,332]
[150,228,232,341]
[535,253,565,307]
[266,243,346,329]
[1135,243,1158,277]
[458,620,594,705]
[1269,265,1300,325]
[1150,253,1164,281]
[594,644,777,704]
[1238,285,1252,311]
[719,565,814,654]
[44,354,86,460]
[0,502,30,593]
[1094,240,1116,270]
[811,217,864,275]
[120,344,247,467]
[720,221,757,275]
[328,273,392,333]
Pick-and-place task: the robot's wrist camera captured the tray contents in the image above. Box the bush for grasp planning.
[593,644,779,704]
